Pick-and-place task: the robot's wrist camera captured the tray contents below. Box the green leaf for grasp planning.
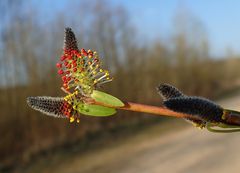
[91,90,124,107]
[77,104,116,116]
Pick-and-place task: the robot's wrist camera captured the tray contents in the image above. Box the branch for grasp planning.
[62,87,240,127]
[90,99,200,120]
[119,101,195,118]
[91,99,240,127]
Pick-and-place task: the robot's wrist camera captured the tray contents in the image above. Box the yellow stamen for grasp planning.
[70,117,75,123]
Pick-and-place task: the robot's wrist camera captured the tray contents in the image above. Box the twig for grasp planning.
[91,99,240,127]
[119,101,193,118]
[90,99,201,121]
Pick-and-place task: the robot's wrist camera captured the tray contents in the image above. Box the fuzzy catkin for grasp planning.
[64,27,79,51]
[163,96,224,123]
[27,96,66,118]
[157,83,184,101]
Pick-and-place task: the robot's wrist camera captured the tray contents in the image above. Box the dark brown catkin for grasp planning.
[157,83,184,101]
[64,27,79,51]
[163,96,224,123]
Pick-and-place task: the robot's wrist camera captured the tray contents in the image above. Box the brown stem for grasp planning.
[118,102,240,126]
[119,101,191,118]
[86,98,240,126]
[91,99,200,121]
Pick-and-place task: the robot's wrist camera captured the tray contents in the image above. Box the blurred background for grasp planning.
[2,0,240,173]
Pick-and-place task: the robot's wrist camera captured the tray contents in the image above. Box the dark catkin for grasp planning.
[27,96,66,118]
[157,83,184,101]
[64,27,79,51]
[157,83,206,127]
[163,96,224,123]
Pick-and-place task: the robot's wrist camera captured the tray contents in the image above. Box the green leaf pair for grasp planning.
[77,90,124,117]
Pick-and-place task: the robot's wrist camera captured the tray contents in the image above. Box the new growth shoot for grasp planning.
[27,27,240,133]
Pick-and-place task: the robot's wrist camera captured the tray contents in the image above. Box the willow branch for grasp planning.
[119,101,192,118]
[90,99,200,121]
[90,99,240,127]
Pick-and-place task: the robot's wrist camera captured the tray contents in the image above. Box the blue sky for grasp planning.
[112,0,240,56]
[32,0,240,57]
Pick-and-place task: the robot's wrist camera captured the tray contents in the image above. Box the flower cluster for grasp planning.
[27,28,121,124]
[56,47,113,122]
[56,48,112,96]
[62,91,81,123]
